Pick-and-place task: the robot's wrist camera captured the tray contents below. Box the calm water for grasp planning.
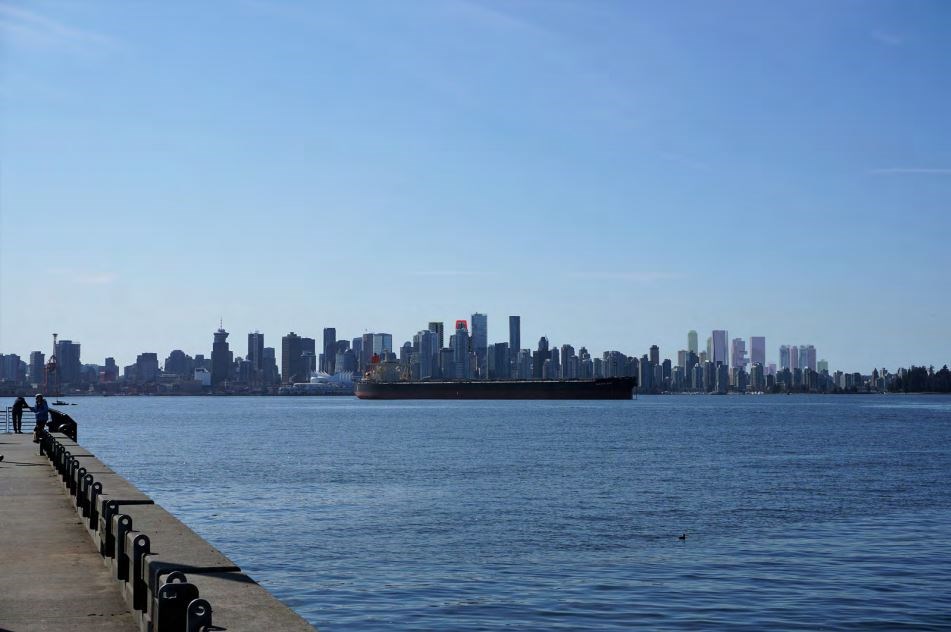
[64,395,951,630]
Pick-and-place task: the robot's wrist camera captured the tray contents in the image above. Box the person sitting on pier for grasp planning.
[12,397,27,434]
[29,394,49,443]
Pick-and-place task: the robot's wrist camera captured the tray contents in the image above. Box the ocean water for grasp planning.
[63,395,951,630]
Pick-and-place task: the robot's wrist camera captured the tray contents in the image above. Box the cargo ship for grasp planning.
[355,377,636,400]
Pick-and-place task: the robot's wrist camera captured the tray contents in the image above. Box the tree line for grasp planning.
[888,365,951,393]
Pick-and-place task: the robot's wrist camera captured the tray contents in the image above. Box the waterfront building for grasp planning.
[653,364,664,391]
[677,350,687,369]
[55,339,82,386]
[817,359,829,373]
[688,330,698,355]
[767,363,776,376]
[164,350,193,377]
[662,358,672,383]
[751,363,765,391]
[487,342,509,380]
[102,357,118,383]
[649,345,660,367]
[706,336,713,361]
[731,338,748,370]
[801,345,817,372]
[779,345,791,370]
[516,349,532,379]
[716,363,730,394]
[262,347,279,384]
[211,328,233,386]
[451,321,470,379]
[638,355,652,392]
[750,336,766,367]
[712,330,728,367]
[790,346,800,371]
[561,344,575,379]
[414,329,437,379]
[281,332,313,384]
[29,351,45,386]
[427,322,445,351]
[471,313,488,378]
[135,353,160,384]
[533,337,550,379]
[322,328,336,374]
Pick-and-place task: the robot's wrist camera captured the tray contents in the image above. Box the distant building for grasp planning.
[164,350,193,377]
[817,359,829,373]
[414,329,437,379]
[712,330,728,367]
[731,338,748,370]
[779,345,791,370]
[248,332,265,376]
[687,330,698,355]
[55,340,82,386]
[211,327,233,386]
[136,353,160,384]
[29,351,45,386]
[790,346,800,371]
[450,321,469,379]
[649,345,660,367]
[322,328,336,374]
[750,336,766,367]
[428,322,445,351]
[471,313,488,378]
[488,342,510,380]
[533,336,550,379]
[509,316,520,374]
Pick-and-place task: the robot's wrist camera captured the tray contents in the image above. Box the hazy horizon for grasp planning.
[2,1,949,372]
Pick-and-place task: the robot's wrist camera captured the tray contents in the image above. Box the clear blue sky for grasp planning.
[1,0,949,372]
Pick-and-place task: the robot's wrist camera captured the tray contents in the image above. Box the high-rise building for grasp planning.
[779,345,791,370]
[687,330,698,355]
[488,342,510,380]
[800,345,817,372]
[712,330,728,366]
[428,322,444,350]
[282,332,304,383]
[262,347,278,384]
[750,336,766,367]
[509,316,521,356]
[211,327,233,386]
[136,353,160,384]
[731,338,748,369]
[29,351,45,386]
[471,313,488,378]
[322,328,337,374]
[55,340,82,385]
[164,350,193,377]
[649,345,660,366]
[414,329,436,379]
[533,336,550,379]
[450,320,469,379]
[247,332,265,373]
[790,345,800,371]
[817,359,829,373]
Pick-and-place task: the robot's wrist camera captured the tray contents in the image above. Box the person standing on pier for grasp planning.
[29,394,49,443]
[12,397,27,434]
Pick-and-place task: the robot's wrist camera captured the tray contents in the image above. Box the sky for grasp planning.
[1,0,949,372]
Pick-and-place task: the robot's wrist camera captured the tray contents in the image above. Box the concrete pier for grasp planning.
[0,431,317,632]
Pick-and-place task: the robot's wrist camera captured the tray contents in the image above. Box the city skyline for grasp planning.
[0,315,900,379]
[2,2,949,371]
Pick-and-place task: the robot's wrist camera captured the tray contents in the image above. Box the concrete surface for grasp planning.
[0,432,137,631]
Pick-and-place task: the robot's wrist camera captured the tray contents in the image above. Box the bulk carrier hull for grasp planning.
[355,378,636,400]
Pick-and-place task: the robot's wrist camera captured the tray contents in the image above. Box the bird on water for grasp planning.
[678,532,687,540]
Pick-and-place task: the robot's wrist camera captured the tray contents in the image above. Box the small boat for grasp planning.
[53,400,69,406]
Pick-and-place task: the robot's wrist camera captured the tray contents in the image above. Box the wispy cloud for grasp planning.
[568,271,684,283]
[411,270,488,277]
[870,168,951,176]
[870,30,903,46]
[0,2,115,53]
[49,268,119,285]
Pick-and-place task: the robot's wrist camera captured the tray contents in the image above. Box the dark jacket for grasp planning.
[13,398,27,413]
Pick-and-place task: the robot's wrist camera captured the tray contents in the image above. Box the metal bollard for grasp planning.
[154,573,200,632]
[115,515,133,581]
[186,598,213,632]
[88,482,103,530]
[132,534,151,612]
[80,474,94,517]
[75,468,87,508]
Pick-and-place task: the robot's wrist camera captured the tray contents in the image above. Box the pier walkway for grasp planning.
[0,432,136,631]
